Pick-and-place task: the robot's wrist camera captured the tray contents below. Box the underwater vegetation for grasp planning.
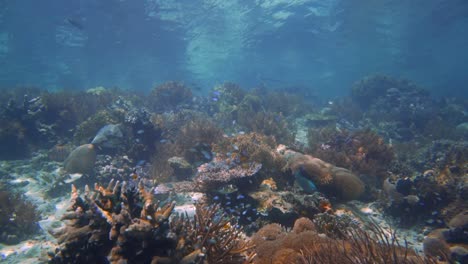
[49,180,252,264]
[149,111,223,181]
[307,127,395,188]
[149,81,193,113]
[0,75,466,263]
[252,217,438,264]
[0,190,40,244]
[210,83,298,145]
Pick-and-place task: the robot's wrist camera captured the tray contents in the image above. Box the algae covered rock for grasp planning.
[63,144,97,174]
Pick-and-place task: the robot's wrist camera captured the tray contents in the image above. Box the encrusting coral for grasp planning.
[281,147,365,201]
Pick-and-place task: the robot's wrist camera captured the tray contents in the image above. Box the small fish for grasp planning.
[200,150,212,160]
[212,97,219,102]
[137,130,144,134]
[213,196,220,201]
[136,160,146,166]
[294,168,317,193]
[242,210,248,215]
[66,18,84,30]
[130,172,139,180]
[64,173,83,183]
[159,139,169,143]
[236,194,245,200]
[216,184,238,195]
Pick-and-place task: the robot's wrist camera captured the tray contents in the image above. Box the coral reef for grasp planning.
[0,190,40,244]
[49,181,251,264]
[252,217,437,264]
[73,109,123,145]
[149,81,193,113]
[213,133,285,181]
[171,203,254,263]
[308,128,394,187]
[423,211,467,262]
[149,111,223,181]
[49,180,176,263]
[195,158,262,191]
[282,148,365,201]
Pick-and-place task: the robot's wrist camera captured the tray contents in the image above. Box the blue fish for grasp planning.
[294,169,317,193]
[200,150,212,160]
[236,194,245,200]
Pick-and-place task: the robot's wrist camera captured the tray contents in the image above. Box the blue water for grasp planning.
[1,0,467,98]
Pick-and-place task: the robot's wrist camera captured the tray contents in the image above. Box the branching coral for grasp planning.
[50,181,252,264]
[171,203,254,264]
[49,180,176,263]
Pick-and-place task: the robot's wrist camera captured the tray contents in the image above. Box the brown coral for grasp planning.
[251,217,437,264]
[171,203,254,264]
[149,81,193,112]
[284,150,365,201]
[308,128,394,186]
[49,180,176,264]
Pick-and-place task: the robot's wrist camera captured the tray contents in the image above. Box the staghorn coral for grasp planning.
[49,180,176,264]
[50,180,252,264]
